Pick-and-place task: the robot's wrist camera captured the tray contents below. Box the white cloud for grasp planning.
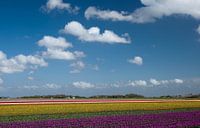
[42,49,76,60]
[70,61,85,73]
[28,76,34,81]
[150,78,160,86]
[149,78,184,86]
[85,1,200,23]
[37,36,86,74]
[72,81,95,89]
[160,80,169,84]
[73,51,86,58]
[128,78,184,88]
[0,51,48,74]
[38,36,72,49]
[38,36,85,60]
[134,80,147,86]
[19,83,61,90]
[148,78,183,86]
[62,21,131,44]
[0,78,3,85]
[128,81,135,86]
[21,85,39,90]
[85,7,133,22]
[45,0,79,13]
[128,56,143,65]
[43,83,61,89]
[173,79,184,84]
[197,25,200,35]
[14,55,47,67]
[0,51,6,60]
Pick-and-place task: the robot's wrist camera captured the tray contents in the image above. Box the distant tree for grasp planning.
[125,93,144,98]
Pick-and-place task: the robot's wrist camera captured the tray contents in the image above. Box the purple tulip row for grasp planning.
[0,111,200,128]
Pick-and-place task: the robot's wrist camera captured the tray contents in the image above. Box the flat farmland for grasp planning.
[0,99,200,127]
[0,99,200,116]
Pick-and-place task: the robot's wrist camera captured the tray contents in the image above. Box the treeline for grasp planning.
[154,94,200,99]
[89,94,144,99]
[16,93,144,99]
[18,94,85,99]
[0,97,8,99]
[1,93,200,99]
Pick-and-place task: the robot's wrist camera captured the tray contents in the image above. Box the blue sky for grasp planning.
[0,0,200,97]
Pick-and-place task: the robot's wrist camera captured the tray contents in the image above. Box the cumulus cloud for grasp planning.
[62,21,131,44]
[196,25,200,35]
[134,80,147,86]
[72,81,95,89]
[150,78,160,86]
[173,79,184,84]
[44,0,79,13]
[160,80,170,84]
[0,51,48,74]
[21,85,39,90]
[73,51,86,58]
[20,83,61,90]
[0,51,6,60]
[43,49,76,60]
[128,56,143,65]
[70,61,85,73]
[38,36,85,60]
[149,78,184,86]
[43,83,61,89]
[14,55,47,67]
[129,80,147,87]
[85,0,200,23]
[38,36,72,49]
[85,7,133,22]
[128,78,184,87]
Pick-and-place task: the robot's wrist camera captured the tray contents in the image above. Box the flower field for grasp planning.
[0,100,200,116]
[1,111,200,128]
[0,99,200,127]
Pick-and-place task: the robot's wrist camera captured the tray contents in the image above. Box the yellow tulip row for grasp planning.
[0,101,200,116]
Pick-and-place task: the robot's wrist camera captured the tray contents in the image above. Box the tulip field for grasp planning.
[0,99,200,128]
